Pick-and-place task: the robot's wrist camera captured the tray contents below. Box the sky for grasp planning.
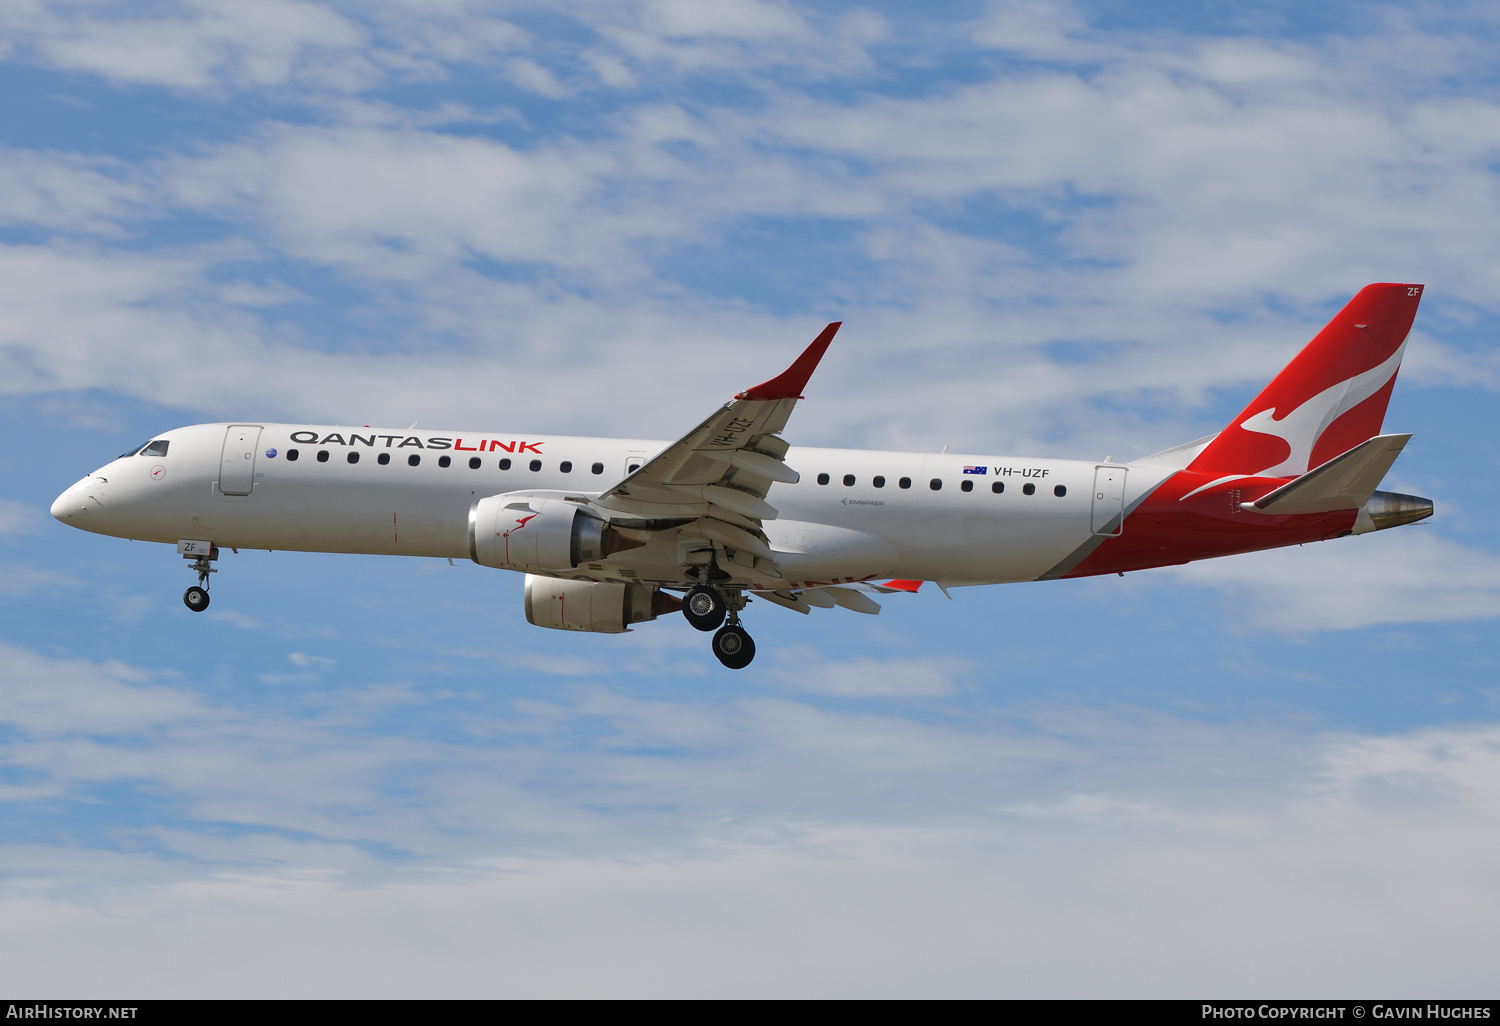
[1,0,1499,998]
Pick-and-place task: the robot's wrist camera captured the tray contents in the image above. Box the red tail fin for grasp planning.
[1188,283,1423,478]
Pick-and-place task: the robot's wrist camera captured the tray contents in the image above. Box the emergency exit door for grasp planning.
[220,425,263,495]
[1091,466,1127,536]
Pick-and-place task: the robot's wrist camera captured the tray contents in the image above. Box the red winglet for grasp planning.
[882,579,923,593]
[736,322,842,400]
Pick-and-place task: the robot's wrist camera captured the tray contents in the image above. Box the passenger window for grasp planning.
[378,453,390,465]
[408,454,421,467]
[469,457,482,470]
[591,462,604,475]
[929,478,942,491]
[139,440,169,457]
[530,459,542,472]
[961,479,973,492]
[347,451,359,464]
[287,449,300,462]
[899,477,911,489]
[628,463,641,473]
[1054,485,1067,497]
[560,461,572,473]
[817,473,830,485]
[438,455,451,468]
[1023,482,1035,495]
[499,458,512,470]
[317,450,329,463]
[843,474,855,486]
[873,476,885,488]
[991,481,1003,493]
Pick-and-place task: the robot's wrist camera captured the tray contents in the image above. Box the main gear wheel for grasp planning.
[711,624,755,669]
[683,585,727,632]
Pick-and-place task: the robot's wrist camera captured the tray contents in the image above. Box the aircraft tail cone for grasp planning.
[1352,490,1433,535]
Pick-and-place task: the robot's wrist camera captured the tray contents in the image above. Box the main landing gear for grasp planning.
[711,623,755,670]
[180,541,218,613]
[683,584,755,669]
[683,585,726,631]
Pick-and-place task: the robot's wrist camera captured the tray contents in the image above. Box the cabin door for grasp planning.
[220,425,263,495]
[1091,466,1126,536]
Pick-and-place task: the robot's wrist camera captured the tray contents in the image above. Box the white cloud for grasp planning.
[5,0,367,90]
[0,630,1497,994]
[0,5,1497,457]
[0,640,196,739]
[1161,528,1500,631]
[764,651,967,696]
[1400,330,1500,391]
[0,498,41,536]
[0,149,145,234]
[5,2,1500,998]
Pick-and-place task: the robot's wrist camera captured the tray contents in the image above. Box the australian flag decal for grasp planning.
[963,465,987,475]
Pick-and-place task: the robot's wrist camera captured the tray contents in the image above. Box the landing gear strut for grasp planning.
[180,541,218,613]
[682,565,755,668]
[684,585,754,669]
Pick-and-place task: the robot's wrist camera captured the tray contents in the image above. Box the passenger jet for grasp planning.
[52,283,1433,668]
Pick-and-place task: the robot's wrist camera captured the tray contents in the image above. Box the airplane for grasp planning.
[51,283,1434,669]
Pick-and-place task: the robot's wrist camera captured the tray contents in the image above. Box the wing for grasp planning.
[595,322,840,534]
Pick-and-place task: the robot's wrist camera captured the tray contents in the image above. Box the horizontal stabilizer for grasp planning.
[1242,433,1410,515]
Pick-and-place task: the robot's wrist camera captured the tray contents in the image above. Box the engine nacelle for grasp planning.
[468,493,642,573]
[524,575,682,633]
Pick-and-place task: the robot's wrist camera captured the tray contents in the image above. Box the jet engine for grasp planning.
[524,574,683,633]
[468,494,643,573]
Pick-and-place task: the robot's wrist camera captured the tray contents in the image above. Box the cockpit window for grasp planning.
[138,440,169,457]
[119,441,150,459]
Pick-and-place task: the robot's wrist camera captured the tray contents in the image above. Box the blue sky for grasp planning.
[2,0,1499,997]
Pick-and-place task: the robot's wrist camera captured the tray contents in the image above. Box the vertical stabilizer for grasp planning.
[1188,284,1423,478]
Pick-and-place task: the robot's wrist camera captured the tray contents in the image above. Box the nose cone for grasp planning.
[51,479,92,524]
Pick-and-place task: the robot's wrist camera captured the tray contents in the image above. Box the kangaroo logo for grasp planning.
[1237,338,1407,478]
[500,513,538,564]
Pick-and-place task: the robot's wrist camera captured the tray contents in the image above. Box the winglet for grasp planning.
[736,322,842,400]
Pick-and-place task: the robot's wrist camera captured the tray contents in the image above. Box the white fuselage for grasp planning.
[52,422,1175,587]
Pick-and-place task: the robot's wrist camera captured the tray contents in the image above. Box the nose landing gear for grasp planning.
[178,539,217,613]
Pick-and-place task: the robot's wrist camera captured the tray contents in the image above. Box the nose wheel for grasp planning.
[183,586,210,612]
